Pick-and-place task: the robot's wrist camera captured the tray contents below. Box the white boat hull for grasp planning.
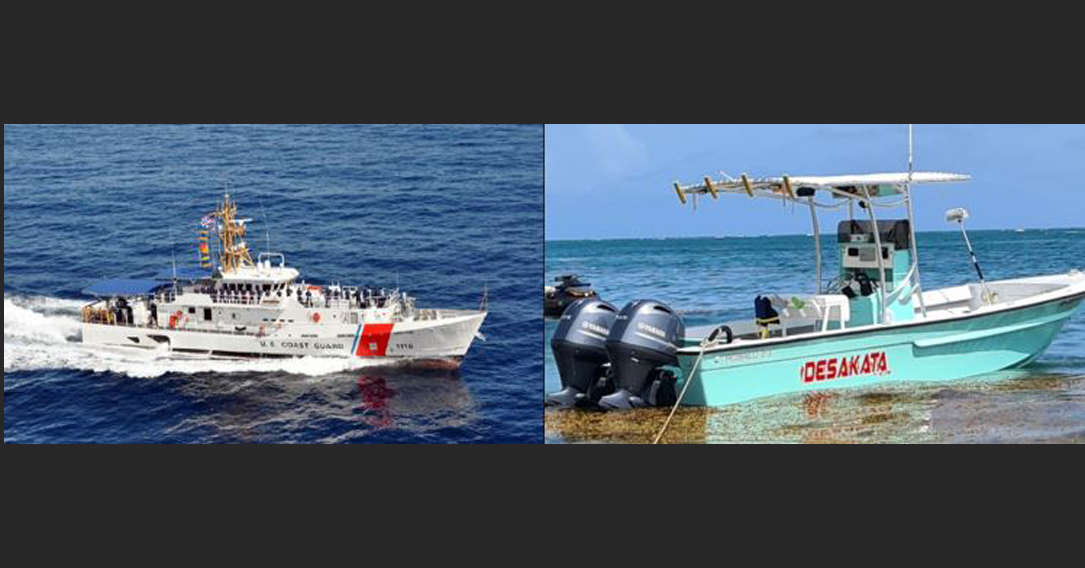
[81,311,486,364]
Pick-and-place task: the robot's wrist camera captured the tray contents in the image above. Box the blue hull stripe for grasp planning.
[350,324,363,356]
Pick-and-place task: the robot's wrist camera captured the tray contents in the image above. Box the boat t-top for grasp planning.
[547,131,1084,414]
[81,193,487,364]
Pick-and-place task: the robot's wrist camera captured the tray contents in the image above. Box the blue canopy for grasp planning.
[83,279,168,297]
[154,267,213,281]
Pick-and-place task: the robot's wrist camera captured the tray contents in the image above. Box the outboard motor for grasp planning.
[547,298,619,408]
[599,300,685,410]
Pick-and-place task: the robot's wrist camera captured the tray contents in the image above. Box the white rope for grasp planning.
[811,200,849,210]
[868,198,910,208]
[652,330,730,444]
[652,349,705,445]
[692,186,908,211]
[728,190,848,211]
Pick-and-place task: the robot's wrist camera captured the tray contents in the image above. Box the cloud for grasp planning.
[585,124,647,177]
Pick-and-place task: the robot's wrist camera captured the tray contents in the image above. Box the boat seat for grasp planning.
[770,294,850,332]
[686,316,824,345]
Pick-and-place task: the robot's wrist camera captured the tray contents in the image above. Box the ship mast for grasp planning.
[214,193,255,273]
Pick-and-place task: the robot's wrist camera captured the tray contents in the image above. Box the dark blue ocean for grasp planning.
[5,124,543,444]
[546,230,1085,443]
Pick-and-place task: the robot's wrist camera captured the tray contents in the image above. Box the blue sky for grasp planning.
[546,124,1085,240]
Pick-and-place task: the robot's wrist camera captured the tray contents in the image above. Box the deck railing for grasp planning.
[86,320,266,337]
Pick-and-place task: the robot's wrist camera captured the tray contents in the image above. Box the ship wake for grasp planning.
[4,295,392,379]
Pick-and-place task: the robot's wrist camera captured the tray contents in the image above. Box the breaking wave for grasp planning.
[4,295,383,379]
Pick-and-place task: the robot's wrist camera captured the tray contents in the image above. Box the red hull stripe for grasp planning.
[355,323,395,357]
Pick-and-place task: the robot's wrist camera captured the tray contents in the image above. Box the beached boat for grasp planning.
[547,134,1084,411]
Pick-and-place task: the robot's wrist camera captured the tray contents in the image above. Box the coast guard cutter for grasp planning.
[81,194,487,364]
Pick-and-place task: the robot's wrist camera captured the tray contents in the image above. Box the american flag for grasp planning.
[200,215,213,228]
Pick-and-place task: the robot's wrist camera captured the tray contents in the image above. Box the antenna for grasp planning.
[260,197,271,255]
[169,226,178,286]
[908,123,915,179]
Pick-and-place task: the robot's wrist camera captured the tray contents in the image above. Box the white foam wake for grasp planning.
[4,295,380,379]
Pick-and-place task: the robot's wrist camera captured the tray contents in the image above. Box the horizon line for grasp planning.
[546,226,1085,243]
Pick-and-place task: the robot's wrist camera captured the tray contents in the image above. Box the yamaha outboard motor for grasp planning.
[599,300,685,410]
[547,298,619,408]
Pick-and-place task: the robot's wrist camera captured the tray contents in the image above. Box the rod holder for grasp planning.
[782,175,795,199]
[704,177,719,199]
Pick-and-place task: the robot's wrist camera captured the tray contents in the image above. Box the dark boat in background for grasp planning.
[544,275,598,318]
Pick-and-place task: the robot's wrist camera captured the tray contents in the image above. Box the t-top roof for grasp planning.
[83,279,168,297]
[785,172,970,187]
[674,171,971,203]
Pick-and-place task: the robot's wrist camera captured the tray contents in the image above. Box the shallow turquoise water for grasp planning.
[545,230,1085,443]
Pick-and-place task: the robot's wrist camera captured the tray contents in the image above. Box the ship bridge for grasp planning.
[216,253,299,286]
[210,253,301,303]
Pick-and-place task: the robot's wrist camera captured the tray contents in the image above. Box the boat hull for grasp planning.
[81,311,486,366]
[677,292,1084,407]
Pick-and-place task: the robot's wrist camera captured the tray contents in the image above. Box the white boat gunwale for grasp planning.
[679,273,1085,357]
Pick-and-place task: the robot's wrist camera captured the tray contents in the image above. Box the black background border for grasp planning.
[6,14,1080,559]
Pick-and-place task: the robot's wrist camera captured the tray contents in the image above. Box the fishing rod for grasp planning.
[946,207,994,304]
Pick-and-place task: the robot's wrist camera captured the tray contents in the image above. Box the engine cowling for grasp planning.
[547,298,619,408]
[599,300,685,410]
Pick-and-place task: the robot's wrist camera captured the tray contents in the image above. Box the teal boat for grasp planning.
[667,171,1085,407]
[545,129,1084,420]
